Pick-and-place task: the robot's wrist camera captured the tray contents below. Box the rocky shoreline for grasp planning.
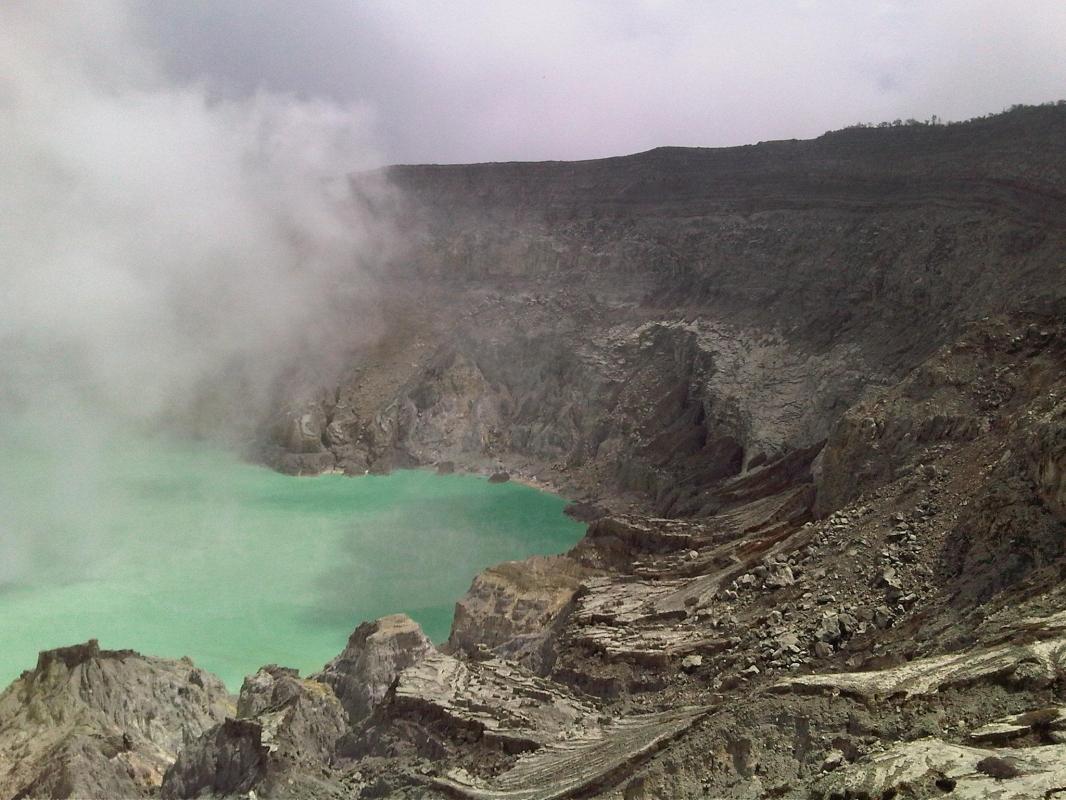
[4,312,1065,799]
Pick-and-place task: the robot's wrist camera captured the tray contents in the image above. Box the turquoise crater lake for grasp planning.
[0,425,584,689]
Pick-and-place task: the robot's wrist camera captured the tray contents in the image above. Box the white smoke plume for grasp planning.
[0,1,399,594]
[0,0,388,433]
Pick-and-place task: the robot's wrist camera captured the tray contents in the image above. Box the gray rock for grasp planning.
[814,615,843,644]
[162,667,347,799]
[873,605,895,629]
[0,641,230,799]
[449,556,592,670]
[765,563,796,589]
[681,654,703,672]
[813,738,1066,800]
[313,614,435,724]
[821,749,845,772]
[837,612,859,635]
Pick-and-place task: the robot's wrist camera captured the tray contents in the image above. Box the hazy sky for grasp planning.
[138,0,1066,164]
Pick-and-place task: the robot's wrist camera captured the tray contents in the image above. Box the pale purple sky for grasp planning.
[139,0,1066,164]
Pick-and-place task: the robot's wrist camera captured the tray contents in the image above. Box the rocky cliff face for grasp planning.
[263,104,1066,519]
[5,106,1066,799]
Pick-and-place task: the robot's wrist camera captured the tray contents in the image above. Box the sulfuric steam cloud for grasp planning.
[0,1,392,587]
[0,0,389,433]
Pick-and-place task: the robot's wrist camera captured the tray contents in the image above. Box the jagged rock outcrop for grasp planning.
[161,666,347,799]
[236,666,348,764]
[313,614,435,725]
[448,555,595,669]
[772,616,1066,700]
[0,641,230,799]
[366,652,602,754]
[352,649,709,798]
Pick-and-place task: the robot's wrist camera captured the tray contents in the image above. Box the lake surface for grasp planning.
[0,425,584,689]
